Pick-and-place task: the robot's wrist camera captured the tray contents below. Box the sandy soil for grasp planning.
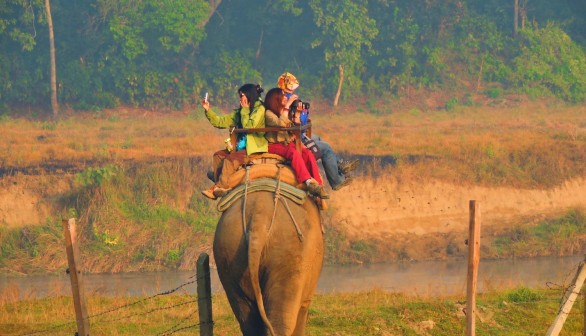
[3,171,584,241]
[0,175,60,227]
[328,175,586,239]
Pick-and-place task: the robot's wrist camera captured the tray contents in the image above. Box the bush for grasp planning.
[485,87,502,99]
[506,287,542,303]
[445,97,458,110]
[512,23,586,103]
[75,164,119,187]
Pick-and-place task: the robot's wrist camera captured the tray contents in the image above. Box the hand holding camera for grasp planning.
[288,98,311,123]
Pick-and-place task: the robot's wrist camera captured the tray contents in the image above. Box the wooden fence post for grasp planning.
[197,253,213,336]
[546,257,586,336]
[583,285,586,336]
[62,218,90,336]
[466,200,481,336]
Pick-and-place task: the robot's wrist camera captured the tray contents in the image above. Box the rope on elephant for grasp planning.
[242,166,251,241]
[217,177,307,212]
[268,165,304,241]
[268,166,282,236]
[280,195,305,242]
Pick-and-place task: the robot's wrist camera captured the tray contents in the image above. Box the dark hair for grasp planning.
[238,83,264,108]
[264,88,285,116]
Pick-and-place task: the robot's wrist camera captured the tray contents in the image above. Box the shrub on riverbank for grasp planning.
[488,209,586,258]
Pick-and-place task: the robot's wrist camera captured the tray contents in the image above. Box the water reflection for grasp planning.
[317,255,583,296]
[1,255,582,301]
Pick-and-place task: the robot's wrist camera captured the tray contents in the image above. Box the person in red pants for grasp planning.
[264,87,329,199]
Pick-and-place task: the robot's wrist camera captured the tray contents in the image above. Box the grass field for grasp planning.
[1,286,583,335]
[1,98,586,334]
[1,99,585,274]
[2,100,585,188]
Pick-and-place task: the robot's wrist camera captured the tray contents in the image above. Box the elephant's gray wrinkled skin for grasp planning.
[213,191,324,336]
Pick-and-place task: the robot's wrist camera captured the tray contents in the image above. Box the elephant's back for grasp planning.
[217,191,320,237]
[214,191,322,258]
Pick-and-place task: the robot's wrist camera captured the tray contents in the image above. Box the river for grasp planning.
[1,255,583,301]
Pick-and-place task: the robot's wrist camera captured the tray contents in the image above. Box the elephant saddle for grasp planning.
[221,153,327,210]
[226,153,301,189]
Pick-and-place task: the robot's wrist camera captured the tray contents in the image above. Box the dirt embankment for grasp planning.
[0,173,73,228]
[3,168,585,239]
[329,175,586,238]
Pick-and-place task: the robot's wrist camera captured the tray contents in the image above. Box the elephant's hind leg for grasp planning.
[224,287,267,336]
[261,269,311,335]
[291,298,313,336]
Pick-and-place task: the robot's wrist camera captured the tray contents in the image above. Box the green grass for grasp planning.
[0,287,582,335]
[0,218,63,273]
[0,159,219,274]
[489,209,586,258]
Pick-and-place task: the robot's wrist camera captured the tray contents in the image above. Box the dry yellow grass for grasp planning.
[1,101,584,188]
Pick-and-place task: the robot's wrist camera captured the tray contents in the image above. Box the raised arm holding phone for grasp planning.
[200,84,267,199]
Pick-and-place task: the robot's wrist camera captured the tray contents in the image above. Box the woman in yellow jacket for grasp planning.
[201,84,267,199]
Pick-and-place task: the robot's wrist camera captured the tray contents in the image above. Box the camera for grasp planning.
[288,99,311,123]
[290,99,310,111]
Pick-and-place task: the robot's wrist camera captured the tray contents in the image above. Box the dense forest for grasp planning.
[1,0,585,115]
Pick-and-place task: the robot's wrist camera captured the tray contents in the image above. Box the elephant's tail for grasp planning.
[248,222,276,336]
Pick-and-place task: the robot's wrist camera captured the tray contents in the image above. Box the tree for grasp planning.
[514,0,519,37]
[309,0,378,106]
[45,0,58,116]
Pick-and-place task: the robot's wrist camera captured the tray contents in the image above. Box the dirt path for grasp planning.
[329,175,586,238]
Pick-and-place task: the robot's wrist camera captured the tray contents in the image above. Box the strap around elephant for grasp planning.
[217,178,307,212]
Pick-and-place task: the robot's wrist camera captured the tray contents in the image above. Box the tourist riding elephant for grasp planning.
[213,191,324,336]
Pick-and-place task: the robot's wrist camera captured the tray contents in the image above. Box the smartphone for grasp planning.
[204,92,208,103]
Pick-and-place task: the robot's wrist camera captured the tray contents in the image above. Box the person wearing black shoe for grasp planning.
[264,87,329,199]
[200,84,267,199]
[310,135,358,190]
[277,72,359,191]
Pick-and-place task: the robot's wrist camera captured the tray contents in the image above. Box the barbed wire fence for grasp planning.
[544,257,586,336]
[12,219,215,336]
[16,264,213,336]
[8,216,586,335]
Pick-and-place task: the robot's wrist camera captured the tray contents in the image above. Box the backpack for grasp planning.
[302,135,322,160]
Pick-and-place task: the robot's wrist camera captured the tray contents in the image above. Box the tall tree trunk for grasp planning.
[476,54,485,92]
[333,64,344,107]
[45,0,58,117]
[520,0,527,30]
[256,29,263,60]
[513,0,519,37]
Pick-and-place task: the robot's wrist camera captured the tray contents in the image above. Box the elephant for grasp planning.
[213,190,324,336]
